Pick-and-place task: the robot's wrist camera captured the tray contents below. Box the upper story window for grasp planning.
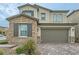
[22,10,34,16]
[53,14,63,23]
[41,13,46,20]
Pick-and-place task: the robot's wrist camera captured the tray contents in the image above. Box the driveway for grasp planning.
[38,43,79,55]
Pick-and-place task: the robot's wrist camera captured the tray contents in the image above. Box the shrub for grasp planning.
[23,39,36,55]
[16,47,23,54]
[0,49,4,55]
[16,39,37,55]
[0,40,8,44]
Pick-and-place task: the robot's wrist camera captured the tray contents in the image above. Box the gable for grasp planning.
[7,14,38,23]
[18,4,37,9]
[18,4,52,12]
[18,5,38,13]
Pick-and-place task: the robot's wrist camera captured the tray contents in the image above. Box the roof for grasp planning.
[6,14,39,22]
[51,10,69,13]
[33,4,53,12]
[67,9,79,17]
[18,3,38,9]
[34,4,69,12]
[18,3,69,13]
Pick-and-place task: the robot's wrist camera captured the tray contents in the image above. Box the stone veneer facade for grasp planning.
[7,16,38,45]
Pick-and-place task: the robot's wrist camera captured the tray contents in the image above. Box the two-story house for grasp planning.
[6,4,77,45]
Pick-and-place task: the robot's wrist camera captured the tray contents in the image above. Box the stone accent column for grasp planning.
[37,27,41,43]
[68,26,75,43]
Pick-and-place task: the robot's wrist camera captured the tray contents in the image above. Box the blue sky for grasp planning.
[0,3,79,27]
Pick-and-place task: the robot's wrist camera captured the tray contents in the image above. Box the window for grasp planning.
[14,23,32,37]
[23,10,34,16]
[53,14,63,23]
[53,15,57,22]
[41,13,46,20]
[19,24,28,37]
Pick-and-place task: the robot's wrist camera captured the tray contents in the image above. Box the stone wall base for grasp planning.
[68,36,75,43]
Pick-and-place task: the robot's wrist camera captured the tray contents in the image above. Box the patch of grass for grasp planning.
[0,49,4,55]
[0,40,8,44]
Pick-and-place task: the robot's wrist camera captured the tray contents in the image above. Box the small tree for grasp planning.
[16,39,37,55]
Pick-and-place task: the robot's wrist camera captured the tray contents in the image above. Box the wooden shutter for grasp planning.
[27,24,32,37]
[14,23,19,37]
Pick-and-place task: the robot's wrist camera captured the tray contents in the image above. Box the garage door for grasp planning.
[41,28,68,43]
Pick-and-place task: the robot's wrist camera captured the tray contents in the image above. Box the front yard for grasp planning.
[0,40,79,55]
[39,43,79,55]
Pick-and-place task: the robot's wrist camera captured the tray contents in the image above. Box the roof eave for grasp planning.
[6,14,39,23]
[51,10,69,13]
[67,9,79,17]
[18,4,38,9]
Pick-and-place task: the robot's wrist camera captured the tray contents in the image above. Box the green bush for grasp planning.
[0,40,8,44]
[0,49,4,55]
[16,47,23,54]
[16,39,37,55]
[23,39,36,55]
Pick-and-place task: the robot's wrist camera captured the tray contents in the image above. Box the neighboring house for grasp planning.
[6,4,78,45]
[67,10,79,42]
[0,26,7,36]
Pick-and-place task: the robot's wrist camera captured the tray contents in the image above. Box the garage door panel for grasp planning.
[41,29,68,43]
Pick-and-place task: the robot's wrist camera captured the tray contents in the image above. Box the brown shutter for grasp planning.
[27,24,32,37]
[14,23,19,37]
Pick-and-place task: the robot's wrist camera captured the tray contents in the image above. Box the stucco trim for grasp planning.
[39,23,78,26]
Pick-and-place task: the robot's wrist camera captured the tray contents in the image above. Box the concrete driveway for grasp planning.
[38,43,79,55]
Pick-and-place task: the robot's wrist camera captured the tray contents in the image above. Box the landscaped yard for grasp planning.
[0,40,8,44]
[0,40,79,55]
[38,43,79,55]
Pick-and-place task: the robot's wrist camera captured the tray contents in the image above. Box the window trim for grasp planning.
[41,13,46,20]
[53,14,57,23]
[22,10,34,16]
[18,24,28,38]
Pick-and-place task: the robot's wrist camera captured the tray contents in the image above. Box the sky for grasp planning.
[0,3,79,27]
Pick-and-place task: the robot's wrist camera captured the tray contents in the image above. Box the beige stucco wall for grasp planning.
[50,12,68,23]
[38,8,51,23]
[67,11,79,23]
[67,11,79,42]
[19,6,38,18]
[19,5,69,23]
[37,8,68,23]
[7,16,37,45]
